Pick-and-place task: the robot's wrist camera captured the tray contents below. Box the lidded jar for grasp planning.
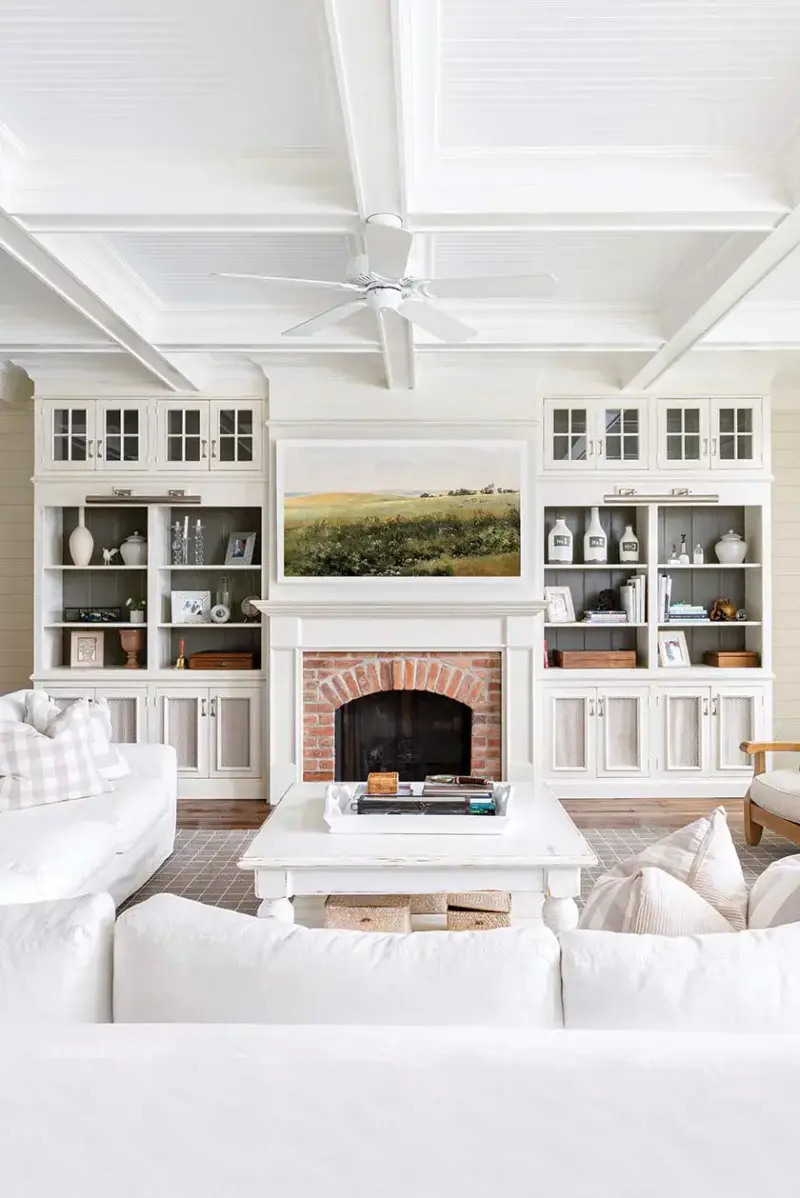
[714,530,747,565]
[119,530,148,566]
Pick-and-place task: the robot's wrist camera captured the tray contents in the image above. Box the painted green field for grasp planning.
[283,490,521,577]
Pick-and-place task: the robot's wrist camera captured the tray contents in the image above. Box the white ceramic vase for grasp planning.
[618,524,639,563]
[714,530,747,564]
[120,531,148,566]
[548,516,573,563]
[68,507,94,567]
[583,507,608,564]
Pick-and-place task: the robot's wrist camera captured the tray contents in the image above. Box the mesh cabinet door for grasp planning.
[547,691,595,774]
[160,691,209,775]
[211,690,262,777]
[663,690,708,772]
[598,690,650,776]
[715,689,761,771]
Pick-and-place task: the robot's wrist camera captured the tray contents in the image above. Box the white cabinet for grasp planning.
[157,403,211,472]
[42,401,149,472]
[210,401,263,472]
[543,400,648,471]
[658,684,762,775]
[157,686,261,779]
[657,398,762,470]
[544,686,649,778]
[40,685,148,744]
[156,401,263,473]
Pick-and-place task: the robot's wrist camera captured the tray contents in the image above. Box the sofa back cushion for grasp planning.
[114,894,563,1027]
[561,923,800,1031]
[748,855,800,928]
[0,893,115,1022]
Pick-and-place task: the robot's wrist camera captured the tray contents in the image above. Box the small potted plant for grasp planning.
[126,597,146,625]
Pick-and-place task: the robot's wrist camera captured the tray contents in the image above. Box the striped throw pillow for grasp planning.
[580,867,734,934]
[748,856,800,928]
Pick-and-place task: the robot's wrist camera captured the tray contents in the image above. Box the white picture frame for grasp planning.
[544,586,575,623]
[170,590,211,624]
[70,630,104,668]
[224,531,257,566]
[658,629,691,668]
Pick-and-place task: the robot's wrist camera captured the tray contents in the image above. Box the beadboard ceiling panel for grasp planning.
[105,232,353,303]
[0,248,112,340]
[438,0,800,152]
[432,230,729,304]
[0,0,343,154]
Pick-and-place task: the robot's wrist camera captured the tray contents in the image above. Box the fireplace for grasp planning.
[335,690,472,782]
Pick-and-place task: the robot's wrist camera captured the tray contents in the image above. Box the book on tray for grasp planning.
[356,774,497,816]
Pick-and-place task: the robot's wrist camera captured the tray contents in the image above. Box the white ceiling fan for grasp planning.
[214,214,557,343]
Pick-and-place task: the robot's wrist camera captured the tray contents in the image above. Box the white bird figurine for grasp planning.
[102,547,119,566]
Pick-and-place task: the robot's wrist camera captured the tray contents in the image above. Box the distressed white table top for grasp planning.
[238,781,596,871]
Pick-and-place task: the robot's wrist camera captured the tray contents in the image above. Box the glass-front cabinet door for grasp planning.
[210,401,262,472]
[44,402,94,470]
[96,401,149,472]
[710,399,762,469]
[157,403,210,471]
[656,400,710,470]
[544,401,591,469]
[597,403,648,470]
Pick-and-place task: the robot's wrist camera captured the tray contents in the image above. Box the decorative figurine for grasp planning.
[597,588,616,612]
[735,608,749,621]
[102,547,119,566]
[171,520,188,565]
[693,544,704,565]
[678,534,690,565]
[175,637,186,669]
[667,544,680,565]
[710,597,737,622]
[193,518,205,565]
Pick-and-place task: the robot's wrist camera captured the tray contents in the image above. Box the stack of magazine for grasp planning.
[356,775,497,816]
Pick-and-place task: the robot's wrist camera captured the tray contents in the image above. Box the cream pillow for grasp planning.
[579,866,733,934]
[748,855,800,928]
[25,692,130,781]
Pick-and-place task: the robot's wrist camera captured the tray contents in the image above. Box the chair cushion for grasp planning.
[748,855,800,928]
[0,893,114,1021]
[580,806,748,931]
[750,770,800,823]
[114,894,564,1027]
[0,812,118,903]
[579,866,733,934]
[561,922,800,1031]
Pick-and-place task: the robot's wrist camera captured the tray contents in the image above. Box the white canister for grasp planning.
[584,507,608,564]
[714,530,747,565]
[548,516,573,564]
[120,531,148,566]
[618,524,639,563]
[130,608,145,624]
[68,507,94,567]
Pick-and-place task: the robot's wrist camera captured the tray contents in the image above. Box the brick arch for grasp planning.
[319,656,486,711]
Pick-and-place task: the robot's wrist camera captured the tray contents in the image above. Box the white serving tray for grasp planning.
[323,782,513,835]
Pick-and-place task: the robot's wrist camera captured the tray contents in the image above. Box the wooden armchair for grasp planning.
[740,741,800,846]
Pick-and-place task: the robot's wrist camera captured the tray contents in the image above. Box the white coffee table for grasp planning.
[238,780,596,931]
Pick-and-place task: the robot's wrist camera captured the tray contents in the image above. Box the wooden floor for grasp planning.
[177,796,744,831]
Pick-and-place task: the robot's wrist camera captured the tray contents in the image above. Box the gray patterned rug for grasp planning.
[123,826,795,917]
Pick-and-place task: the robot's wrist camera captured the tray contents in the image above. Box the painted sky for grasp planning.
[282,442,522,495]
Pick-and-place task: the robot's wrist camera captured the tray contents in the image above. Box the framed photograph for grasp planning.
[544,586,575,623]
[70,630,104,668]
[170,590,211,624]
[658,629,691,668]
[64,607,122,624]
[276,439,525,580]
[225,532,257,566]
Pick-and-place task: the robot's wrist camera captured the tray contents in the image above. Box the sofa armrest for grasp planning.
[740,741,800,776]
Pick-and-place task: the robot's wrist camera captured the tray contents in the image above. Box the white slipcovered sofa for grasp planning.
[0,891,797,1196]
[0,690,177,906]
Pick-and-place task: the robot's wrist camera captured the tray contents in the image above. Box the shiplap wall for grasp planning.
[772,408,800,743]
[0,401,34,692]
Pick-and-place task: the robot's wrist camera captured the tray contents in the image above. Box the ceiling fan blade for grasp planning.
[364,222,413,279]
[281,299,367,338]
[423,273,558,300]
[214,272,363,294]
[397,298,476,343]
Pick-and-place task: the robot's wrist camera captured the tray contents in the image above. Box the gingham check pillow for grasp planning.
[25,692,130,781]
[0,706,111,811]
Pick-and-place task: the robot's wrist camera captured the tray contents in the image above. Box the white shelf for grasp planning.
[160,564,261,570]
[44,565,148,571]
[545,621,647,628]
[657,563,760,569]
[158,622,259,629]
[46,622,143,629]
[658,620,761,627]
[544,563,648,570]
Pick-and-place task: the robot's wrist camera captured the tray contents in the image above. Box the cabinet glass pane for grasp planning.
[186,410,201,435]
[666,409,682,433]
[684,409,700,433]
[53,408,87,461]
[737,434,753,460]
[218,409,254,463]
[623,436,639,460]
[605,434,621,460]
[718,408,734,433]
[168,436,183,462]
[103,408,140,463]
[718,696,753,768]
[217,698,251,769]
[668,697,701,770]
[684,435,700,459]
[553,698,587,770]
[106,697,138,743]
[717,408,754,461]
[551,408,587,462]
[553,435,570,461]
[106,410,121,435]
[667,434,682,460]
[605,409,622,435]
[570,435,587,460]
[604,407,639,462]
[165,698,199,770]
[184,436,201,461]
[167,410,182,436]
[553,410,569,434]
[604,697,639,770]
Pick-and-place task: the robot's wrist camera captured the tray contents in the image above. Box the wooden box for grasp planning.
[189,651,254,670]
[323,894,411,933]
[447,891,511,913]
[447,909,512,931]
[552,650,637,669]
[704,651,760,668]
[367,771,399,794]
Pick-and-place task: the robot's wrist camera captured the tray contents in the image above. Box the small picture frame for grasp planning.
[170,590,211,624]
[544,586,575,623]
[658,629,691,668]
[225,531,257,566]
[70,630,104,668]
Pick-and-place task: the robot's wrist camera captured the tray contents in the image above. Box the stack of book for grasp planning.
[665,601,709,623]
[581,610,628,624]
[356,775,497,816]
[620,575,646,624]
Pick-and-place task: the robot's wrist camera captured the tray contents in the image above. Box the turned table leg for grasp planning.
[256,897,295,922]
[542,867,582,932]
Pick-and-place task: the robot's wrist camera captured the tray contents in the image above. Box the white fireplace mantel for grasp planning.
[253,598,549,803]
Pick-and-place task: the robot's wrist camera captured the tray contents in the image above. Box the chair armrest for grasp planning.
[740,742,800,777]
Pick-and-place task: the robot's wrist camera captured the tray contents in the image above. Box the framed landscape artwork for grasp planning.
[277,440,526,580]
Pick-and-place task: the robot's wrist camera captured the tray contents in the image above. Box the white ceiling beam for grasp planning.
[621,217,800,391]
[0,211,209,392]
[323,0,414,389]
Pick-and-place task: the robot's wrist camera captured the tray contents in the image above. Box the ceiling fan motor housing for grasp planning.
[365,284,404,311]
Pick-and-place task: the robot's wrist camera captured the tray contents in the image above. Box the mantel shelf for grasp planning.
[253,599,551,619]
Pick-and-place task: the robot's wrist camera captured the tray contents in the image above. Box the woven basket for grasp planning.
[447,908,511,931]
[410,894,448,915]
[447,891,512,913]
[324,894,411,933]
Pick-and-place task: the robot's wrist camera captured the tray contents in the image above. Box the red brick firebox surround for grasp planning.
[302,652,502,782]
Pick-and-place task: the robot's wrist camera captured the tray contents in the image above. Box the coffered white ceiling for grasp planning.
[2,0,800,394]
